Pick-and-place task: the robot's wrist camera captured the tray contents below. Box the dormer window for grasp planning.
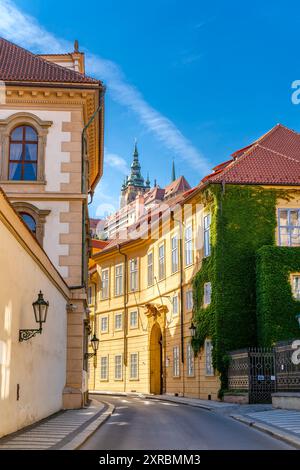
[9,125,38,181]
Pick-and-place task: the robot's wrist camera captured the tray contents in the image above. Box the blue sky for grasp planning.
[1,0,300,216]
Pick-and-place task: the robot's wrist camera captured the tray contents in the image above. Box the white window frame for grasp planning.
[173,346,180,377]
[184,224,193,266]
[100,315,109,333]
[101,268,109,300]
[204,214,211,257]
[205,339,214,376]
[147,251,154,287]
[130,352,139,380]
[187,342,195,377]
[172,294,179,317]
[158,243,165,280]
[114,312,123,331]
[204,282,212,306]
[171,234,179,273]
[115,264,123,296]
[129,258,138,292]
[129,310,138,329]
[278,208,300,247]
[114,354,123,380]
[100,356,109,381]
[186,290,193,311]
[291,274,300,300]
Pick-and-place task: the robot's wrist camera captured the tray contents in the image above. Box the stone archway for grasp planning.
[150,322,162,394]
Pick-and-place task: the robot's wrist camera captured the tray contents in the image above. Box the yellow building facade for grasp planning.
[88,192,220,400]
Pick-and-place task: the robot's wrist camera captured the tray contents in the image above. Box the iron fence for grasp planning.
[228,341,300,403]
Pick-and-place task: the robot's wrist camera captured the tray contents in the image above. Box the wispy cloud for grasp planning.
[0,0,211,174]
[105,149,129,175]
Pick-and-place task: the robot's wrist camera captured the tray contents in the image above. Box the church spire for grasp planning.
[145,172,150,189]
[171,160,176,182]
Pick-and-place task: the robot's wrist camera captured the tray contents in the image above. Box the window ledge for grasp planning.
[0,180,46,185]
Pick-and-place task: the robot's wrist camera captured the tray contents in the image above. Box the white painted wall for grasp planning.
[0,109,71,192]
[27,200,70,278]
[0,220,67,438]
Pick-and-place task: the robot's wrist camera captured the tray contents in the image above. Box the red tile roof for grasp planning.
[164,176,191,198]
[0,37,100,85]
[204,124,300,186]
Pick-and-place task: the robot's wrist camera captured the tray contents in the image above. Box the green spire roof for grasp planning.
[171,160,176,182]
[126,140,145,188]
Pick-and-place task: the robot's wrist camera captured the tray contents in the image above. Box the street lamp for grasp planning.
[296,314,300,328]
[85,333,100,359]
[189,321,196,338]
[19,291,49,342]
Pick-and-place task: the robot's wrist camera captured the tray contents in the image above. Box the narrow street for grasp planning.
[80,395,295,450]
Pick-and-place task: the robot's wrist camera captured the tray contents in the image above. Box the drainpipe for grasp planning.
[81,89,105,287]
[118,244,128,392]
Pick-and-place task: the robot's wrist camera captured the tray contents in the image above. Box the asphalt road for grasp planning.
[80,395,295,450]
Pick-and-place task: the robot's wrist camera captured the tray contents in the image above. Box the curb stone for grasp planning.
[231,414,300,449]
[60,401,115,450]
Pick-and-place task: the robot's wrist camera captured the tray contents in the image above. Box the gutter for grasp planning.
[118,244,128,392]
[81,87,105,287]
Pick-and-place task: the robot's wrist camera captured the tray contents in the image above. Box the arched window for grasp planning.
[9,125,38,181]
[19,212,37,235]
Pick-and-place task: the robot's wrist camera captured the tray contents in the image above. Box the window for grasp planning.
[204,214,211,257]
[114,355,123,380]
[101,268,109,299]
[173,346,180,377]
[171,235,179,273]
[9,125,38,181]
[147,252,154,286]
[13,202,50,246]
[0,112,52,182]
[115,264,123,296]
[292,275,300,300]
[205,339,214,376]
[130,353,139,379]
[278,209,300,247]
[187,343,194,377]
[115,313,123,331]
[130,311,138,329]
[100,356,108,380]
[20,212,36,235]
[130,258,138,292]
[204,282,211,306]
[185,225,193,266]
[186,290,193,311]
[88,286,93,305]
[172,295,179,316]
[158,244,165,280]
[101,316,108,333]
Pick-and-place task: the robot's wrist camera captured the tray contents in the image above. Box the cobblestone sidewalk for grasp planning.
[0,399,113,450]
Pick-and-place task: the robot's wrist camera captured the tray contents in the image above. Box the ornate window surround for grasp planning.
[13,201,50,246]
[0,112,52,182]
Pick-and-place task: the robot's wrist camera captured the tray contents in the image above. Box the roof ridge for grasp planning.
[0,37,101,85]
[257,143,300,163]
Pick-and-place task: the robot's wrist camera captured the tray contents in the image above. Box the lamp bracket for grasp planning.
[19,328,42,342]
[84,352,96,359]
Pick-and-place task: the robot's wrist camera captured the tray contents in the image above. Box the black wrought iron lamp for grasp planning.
[296,313,300,328]
[85,333,100,359]
[189,320,196,338]
[19,291,49,342]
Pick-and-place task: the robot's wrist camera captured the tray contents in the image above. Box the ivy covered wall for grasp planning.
[193,184,278,394]
[256,246,300,346]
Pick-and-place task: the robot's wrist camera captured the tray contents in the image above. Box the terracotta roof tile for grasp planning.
[0,37,100,85]
[204,124,300,186]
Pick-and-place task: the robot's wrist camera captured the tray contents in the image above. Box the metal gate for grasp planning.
[228,347,276,404]
[248,347,276,404]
